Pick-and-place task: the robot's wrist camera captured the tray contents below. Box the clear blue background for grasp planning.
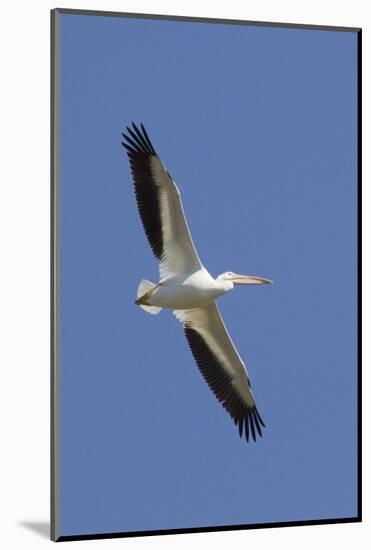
[59,13,358,537]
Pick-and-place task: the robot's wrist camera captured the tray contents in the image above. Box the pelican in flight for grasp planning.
[122,123,272,442]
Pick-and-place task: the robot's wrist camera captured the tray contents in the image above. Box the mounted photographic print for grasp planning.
[51,8,361,542]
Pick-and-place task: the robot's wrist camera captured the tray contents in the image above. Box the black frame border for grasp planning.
[51,7,362,543]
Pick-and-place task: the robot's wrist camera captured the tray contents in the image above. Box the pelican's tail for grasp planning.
[135,279,162,315]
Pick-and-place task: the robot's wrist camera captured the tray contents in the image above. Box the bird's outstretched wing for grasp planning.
[122,123,202,280]
[174,303,265,442]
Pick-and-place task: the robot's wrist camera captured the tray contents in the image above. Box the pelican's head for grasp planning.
[217,271,273,290]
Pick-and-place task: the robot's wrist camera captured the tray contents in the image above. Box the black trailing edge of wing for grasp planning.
[121,122,164,261]
[184,326,265,442]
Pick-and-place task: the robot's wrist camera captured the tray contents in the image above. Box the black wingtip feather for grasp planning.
[238,417,244,437]
[255,407,266,427]
[249,412,256,442]
[245,416,250,442]
[121,142,137,154]
[140,123,157,155]
[252,408,263,437]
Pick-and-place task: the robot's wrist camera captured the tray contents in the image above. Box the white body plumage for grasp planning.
[147,268,231,309]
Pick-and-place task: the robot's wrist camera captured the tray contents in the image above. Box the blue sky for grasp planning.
[58,12,358,537]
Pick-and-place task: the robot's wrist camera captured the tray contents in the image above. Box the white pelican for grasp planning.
[122,123,272,442]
